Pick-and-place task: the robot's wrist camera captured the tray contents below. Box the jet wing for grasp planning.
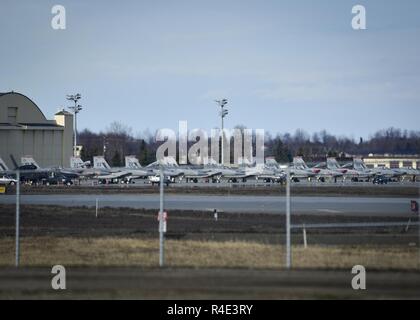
[183,170,222,179]
[96,171,132,180]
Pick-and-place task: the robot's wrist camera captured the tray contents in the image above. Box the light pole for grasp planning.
[15,170,20,267]
[215,99,228,165]
[159,165,165,267]
[67,93,82,157]
[286,166,291,269]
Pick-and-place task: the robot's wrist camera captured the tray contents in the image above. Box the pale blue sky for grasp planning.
[1,0,419,138]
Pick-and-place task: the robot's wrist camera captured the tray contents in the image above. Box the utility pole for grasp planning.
[67,93,82,157]
[215,99,228,165]
[417,192,420,269]
[15,170,20,267]
[286,166,291,269]
[103,136,107,157]
[159,165,165,267]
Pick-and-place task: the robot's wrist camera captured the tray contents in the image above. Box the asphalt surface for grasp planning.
[0,194,417,216]
[81,179,420,188]
[1,267,419,299]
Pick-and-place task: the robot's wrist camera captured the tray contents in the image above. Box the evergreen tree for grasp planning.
[112,150,122,166]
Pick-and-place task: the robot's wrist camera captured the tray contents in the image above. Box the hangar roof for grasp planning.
[0,91,61,127]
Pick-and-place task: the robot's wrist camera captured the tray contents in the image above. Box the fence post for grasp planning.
[303,224,307,249]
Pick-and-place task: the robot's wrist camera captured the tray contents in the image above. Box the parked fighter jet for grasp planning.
[245,163,285,183]
[145,156,221,183]
[1,156,45,183]
[352,158,405,180]
[119,155,154,178]
[92,156,143,183]
[326,157,371,181]
[293,157,343,182]
[145,157,185,182]
[265,157,317,182]
[69,156,110,178]
[20,156,79,178]
[396,167,420,182]
[201,157,261,183]
[0,156,79,184]
[235,157,285,183]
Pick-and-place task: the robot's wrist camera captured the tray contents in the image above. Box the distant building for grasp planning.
[0,92,73,169]
[363,154,420,169]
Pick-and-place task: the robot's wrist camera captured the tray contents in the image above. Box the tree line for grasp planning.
[79,123,420,166]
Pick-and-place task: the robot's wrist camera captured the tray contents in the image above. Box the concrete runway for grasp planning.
[82,179,420,188]
[0,194,416,216]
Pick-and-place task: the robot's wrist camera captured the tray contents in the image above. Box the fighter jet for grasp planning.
[245,163,285,183]
[325,157,370,181]
[201,157,262,183]
[293,157,343,182]
[265,157,316,182]
[352,158,405,180]
[0,156,79,184]
[92,156,145,183]
[145,157,185,182]
[235,157,284,183]
[146,156,222,183]
[19,156,80,180]
[395,167,420,182]
[69,156,110,178]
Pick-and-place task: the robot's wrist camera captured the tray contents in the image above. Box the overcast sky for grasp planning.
[1,0,419,139]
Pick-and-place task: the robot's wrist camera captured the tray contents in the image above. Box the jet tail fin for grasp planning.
[238,157,254,167]
[293,156,308,169]
[265,157,282,170]
[21,156,40,169]
[93,156,111,169]
[0,157,9,172]
[353,158,366,170]
[70,156,87,169]
[327,157,340,169]
[125,156,142,169]
[163,156,179,167]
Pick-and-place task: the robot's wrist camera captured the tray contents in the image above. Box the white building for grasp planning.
[363,154,420,169]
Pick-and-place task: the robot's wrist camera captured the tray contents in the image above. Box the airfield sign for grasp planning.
[158,211,168,233]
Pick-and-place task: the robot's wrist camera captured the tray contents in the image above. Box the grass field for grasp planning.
[0,236,418,270]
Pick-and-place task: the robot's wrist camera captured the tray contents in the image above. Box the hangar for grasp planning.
[0,91,73,169]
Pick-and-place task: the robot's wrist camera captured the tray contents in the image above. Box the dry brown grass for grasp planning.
[0,236,418,270]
